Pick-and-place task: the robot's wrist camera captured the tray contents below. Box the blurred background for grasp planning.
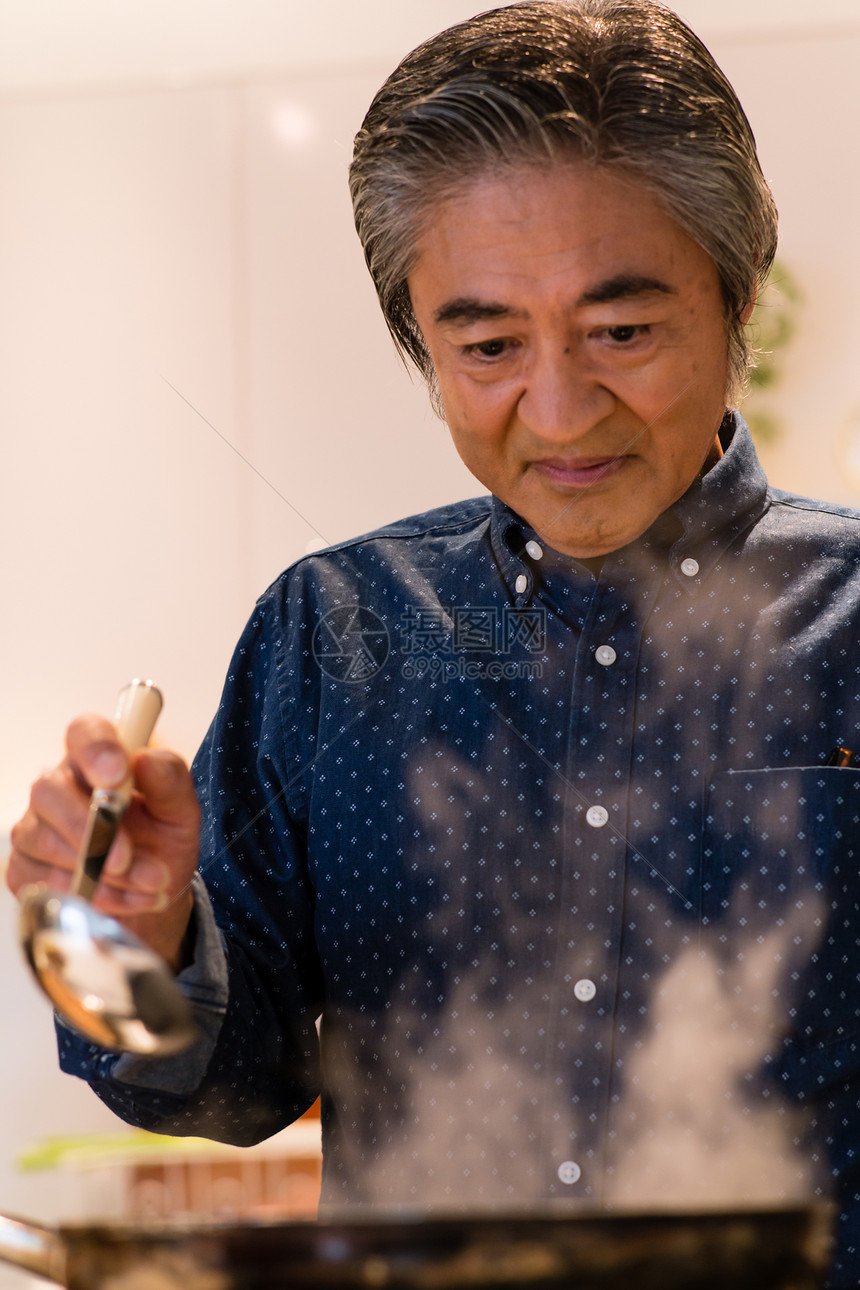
[0,0,859,1252]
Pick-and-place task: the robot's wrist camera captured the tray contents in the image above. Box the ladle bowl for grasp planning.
[20,886,197,1055]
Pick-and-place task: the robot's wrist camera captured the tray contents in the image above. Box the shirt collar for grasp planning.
[667,411,769,591]
[489,412,769,602]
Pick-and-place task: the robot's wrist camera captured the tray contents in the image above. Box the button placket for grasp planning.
[554,573,646,1196]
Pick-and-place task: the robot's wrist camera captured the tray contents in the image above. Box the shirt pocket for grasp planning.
[703,766,860,1094]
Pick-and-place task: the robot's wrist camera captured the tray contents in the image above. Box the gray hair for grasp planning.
[349,0,778,406]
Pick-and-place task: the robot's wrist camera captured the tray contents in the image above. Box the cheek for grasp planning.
[447,420,498,467]
[445,408,516,487]
[441,380,513,444]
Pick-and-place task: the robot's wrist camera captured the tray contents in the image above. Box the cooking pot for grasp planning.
[0,1203,834,1290]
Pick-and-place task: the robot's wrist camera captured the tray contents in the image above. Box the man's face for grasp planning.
[407,162,736,559]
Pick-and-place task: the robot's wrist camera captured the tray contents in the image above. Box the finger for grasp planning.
[91,852,173,913]
[10,812,75,878]
[6,764,92,901]
[28,763,92,856]
[6,837,78,898]
[64,714,130,793]
[130,748,200,831]
[103,750,199,884]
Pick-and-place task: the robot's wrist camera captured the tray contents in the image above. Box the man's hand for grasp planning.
[7,715,201,973]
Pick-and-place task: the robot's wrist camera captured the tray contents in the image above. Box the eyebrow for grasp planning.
[577,273,676,306]
[433,299,526,326]
[433,274,675,327]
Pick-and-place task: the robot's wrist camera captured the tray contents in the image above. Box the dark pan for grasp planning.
[0,1202,834,1290]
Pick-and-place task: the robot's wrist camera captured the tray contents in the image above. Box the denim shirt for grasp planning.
[59,416,860,1286]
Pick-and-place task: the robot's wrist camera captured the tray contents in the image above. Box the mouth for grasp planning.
[531,454,628,489]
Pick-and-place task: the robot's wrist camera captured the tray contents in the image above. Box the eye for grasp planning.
[604,324,648,344]
[463,338,514,361]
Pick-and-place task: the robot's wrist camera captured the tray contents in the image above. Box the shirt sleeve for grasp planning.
[57,587,323,1145]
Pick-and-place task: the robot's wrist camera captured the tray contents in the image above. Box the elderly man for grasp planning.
[8,1,860,1284]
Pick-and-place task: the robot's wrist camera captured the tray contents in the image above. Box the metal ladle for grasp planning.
[19,680,197,1056]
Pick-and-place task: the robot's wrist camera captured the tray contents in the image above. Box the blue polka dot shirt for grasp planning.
[60,415,860,1287]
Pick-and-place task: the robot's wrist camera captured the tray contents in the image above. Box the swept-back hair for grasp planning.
[349,0,777,404]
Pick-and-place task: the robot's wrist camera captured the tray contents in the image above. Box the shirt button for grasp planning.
[525,540,543,560]
[515,574,528,594]
[595,645,616,667]
[680,557,700,577]
[574,979,596,1002]
[557,1161,581,1185]
[585,804,609,828]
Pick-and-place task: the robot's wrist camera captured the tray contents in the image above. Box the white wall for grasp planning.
[0,45,482,835]
[0,0,859,1247]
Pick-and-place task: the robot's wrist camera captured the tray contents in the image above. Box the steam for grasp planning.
[603,913,821,1207]
[325,893,824,1211]
[321,736,827,1213]
[326,987,582,1208]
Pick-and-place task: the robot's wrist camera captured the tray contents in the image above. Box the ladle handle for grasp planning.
[111,679,164,808]
[71,679,163,900]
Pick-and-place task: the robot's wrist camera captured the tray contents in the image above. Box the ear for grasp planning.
[739,295,756,325]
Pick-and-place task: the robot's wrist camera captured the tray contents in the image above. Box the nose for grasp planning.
[517,346,615,444]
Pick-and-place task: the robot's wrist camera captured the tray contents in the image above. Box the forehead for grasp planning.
[410,162,721,310]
